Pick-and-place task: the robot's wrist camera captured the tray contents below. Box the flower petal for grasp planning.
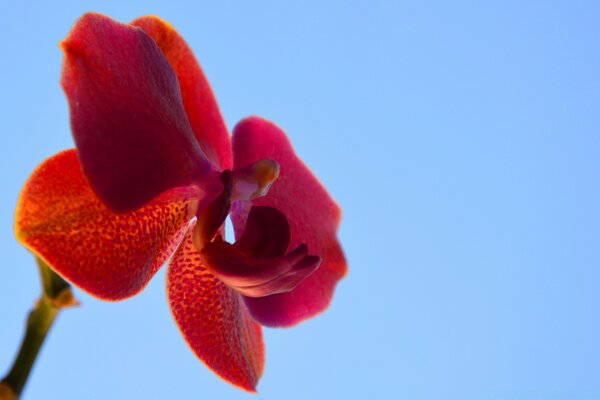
[231,117,347,327]
[201,206,321,298]
[131,16,232,170]
[61,12,216,212]
[167,226,264,392]
[15,149,200,300]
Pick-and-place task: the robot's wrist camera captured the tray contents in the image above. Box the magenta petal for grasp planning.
[131,16,232,170]
[232,117,347,326]
[61,13,216,212]
[202,207,321,298]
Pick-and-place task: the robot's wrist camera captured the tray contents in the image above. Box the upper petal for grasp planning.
[167,227,264,392]
[231,117,347,327]
[15,149,200,300]
[61,12,216,213]
[131,16,232,170]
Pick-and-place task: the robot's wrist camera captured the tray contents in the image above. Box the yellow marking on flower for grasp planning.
[231,159,280,201]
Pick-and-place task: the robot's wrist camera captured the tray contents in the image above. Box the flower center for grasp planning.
[192,159,280,250]
[193,162,321,298]
[230,159,279,201]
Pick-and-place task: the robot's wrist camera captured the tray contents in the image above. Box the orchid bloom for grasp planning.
[14,13,346,391]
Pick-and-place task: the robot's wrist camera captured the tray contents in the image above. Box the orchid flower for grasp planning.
[14,13,346,391]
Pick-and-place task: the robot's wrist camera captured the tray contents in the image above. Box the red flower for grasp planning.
[15,13,346,391]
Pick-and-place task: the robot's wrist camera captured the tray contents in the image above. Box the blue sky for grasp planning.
[1,1,600,399]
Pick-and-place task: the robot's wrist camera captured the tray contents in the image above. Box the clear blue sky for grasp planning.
[2,1,600,399]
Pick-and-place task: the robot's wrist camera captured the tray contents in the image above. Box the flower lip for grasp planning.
[201,206,321,298]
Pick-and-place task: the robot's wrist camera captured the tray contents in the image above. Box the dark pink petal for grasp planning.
[61,13,217,212]
[167,227,264,392]
[231,117,347,327]
[131,16,232,170]
[201,206,321,297]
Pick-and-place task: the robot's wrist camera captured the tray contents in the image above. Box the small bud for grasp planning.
[51,287,80,309]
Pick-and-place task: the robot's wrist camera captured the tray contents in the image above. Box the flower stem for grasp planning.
[0,258,77,400]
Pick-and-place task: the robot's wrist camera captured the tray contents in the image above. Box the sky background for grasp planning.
[1,1,600,399]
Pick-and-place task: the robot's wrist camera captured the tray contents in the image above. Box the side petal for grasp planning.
[61,12,216,213]
[131,16,232,170]
[231,117,347,327]
[15,149,200,300]
[167,226,264,392]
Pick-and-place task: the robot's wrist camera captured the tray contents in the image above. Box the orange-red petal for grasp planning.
[232,116,348,327]
[167,226,264,392]
[132,16,232,170]
[15,149,200,300]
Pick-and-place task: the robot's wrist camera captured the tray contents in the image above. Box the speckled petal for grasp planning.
[15,149,200,300]
[232,116,347,327]
[61,13,216,212]
[167,226,264,392]
[131,16,232,170]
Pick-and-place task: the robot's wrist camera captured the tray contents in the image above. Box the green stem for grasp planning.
[0,258,76,400]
